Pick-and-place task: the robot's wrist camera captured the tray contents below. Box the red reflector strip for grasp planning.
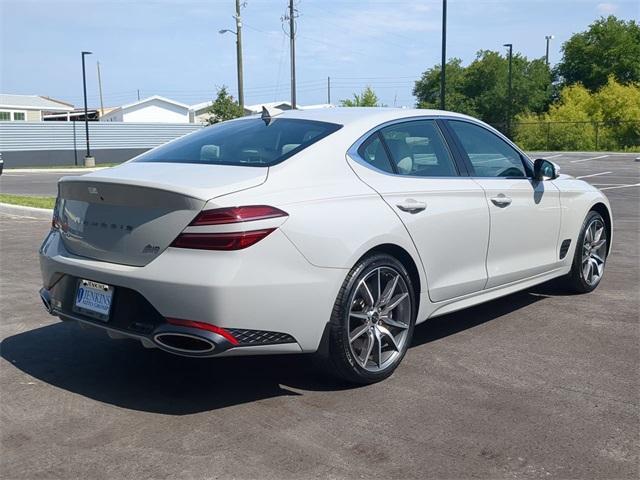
[190,206,288,226]
[165,318,239,345]
[171,228,275,251]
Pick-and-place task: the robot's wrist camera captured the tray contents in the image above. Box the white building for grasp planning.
[188,100,334,124]
[0,94,74,122]
[101,96,191,123]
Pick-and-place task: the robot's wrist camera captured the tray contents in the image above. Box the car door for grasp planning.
[347,119,490,303]
[445,120,562,288]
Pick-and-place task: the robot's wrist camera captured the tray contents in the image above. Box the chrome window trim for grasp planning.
[346,115,467,180]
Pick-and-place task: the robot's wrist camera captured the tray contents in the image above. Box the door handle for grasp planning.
[490,195,512,207]
[396,199,427,214]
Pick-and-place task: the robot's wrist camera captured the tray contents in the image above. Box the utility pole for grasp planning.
[235,0,244,110]
[545,35,554,66]
[81,51,94,166]
[440,0,447,110]
[327,76,331,104]
[503,43,513,138]
[96,61,105,117]
[288,0,297,109]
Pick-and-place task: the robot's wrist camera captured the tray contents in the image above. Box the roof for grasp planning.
[244,101,292,113]
[0,94,74,111]
[114,95,191,113]
[190,101,213,113]
[265,107,472,126]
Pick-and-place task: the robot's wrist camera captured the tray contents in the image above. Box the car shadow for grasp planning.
[1,282,559,415]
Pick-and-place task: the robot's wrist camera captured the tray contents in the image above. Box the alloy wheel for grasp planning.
[582,218,607,286]
[347,266,411,372]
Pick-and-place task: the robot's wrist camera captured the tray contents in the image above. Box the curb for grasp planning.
[4,167,107,174]
[0,202,53,220]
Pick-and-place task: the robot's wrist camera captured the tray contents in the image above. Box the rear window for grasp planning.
[134,118,342,167]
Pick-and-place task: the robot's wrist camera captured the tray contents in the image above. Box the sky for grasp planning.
[1,0,638,109]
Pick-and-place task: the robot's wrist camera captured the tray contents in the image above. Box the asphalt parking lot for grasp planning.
[1,152,638,479]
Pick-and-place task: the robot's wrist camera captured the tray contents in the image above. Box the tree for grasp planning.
[413,50,552,131]
[413,58,477,115]
[556,16,640,91]
[514,77,640,151]
[206,86,244,124]
[340,86,383,107]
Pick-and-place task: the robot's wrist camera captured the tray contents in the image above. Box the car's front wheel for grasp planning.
[564,210,609,293]
[320,253,416,384]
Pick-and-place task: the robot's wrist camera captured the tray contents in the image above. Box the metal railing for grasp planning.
[490,120,640,151]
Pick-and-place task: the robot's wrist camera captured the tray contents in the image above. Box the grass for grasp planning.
[0,194,55,209]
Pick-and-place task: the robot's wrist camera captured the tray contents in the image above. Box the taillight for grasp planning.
[171,229,276,251]
[171,205,287,251]
[51,197,61,230]
[189,205,287,226]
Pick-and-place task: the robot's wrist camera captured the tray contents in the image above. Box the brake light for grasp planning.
[189,205,287,226]
[171,205,287,251]
[165,318,239,345]
[171,229,276,251]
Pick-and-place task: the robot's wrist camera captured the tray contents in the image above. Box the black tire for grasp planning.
[562,210,608,293]
[316,253,416,385]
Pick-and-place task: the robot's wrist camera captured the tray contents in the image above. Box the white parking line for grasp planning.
[576,171,612,179]
[599,183,640,191]
[571,155,609,163]
[544,154,563,159]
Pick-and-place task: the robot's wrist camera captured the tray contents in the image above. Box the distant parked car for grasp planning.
[0,153,3,175]
[38,108,612,384]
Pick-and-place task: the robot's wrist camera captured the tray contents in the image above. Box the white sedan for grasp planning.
[39,108,612,384]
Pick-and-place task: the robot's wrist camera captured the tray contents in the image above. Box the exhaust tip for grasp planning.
[39,288,55,315]
[154,332,216,355]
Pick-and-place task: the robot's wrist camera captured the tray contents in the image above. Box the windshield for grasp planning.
[134,118,342,167]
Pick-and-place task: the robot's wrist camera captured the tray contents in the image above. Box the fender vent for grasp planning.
[559,239,572,259]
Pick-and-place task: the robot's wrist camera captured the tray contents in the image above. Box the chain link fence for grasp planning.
[490,120,640,152]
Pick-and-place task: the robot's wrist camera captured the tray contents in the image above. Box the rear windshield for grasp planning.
[134,118,342,167]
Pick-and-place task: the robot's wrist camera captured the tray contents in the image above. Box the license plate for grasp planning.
[73,279,114,321]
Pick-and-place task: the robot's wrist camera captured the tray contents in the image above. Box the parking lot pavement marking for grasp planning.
[599,183,640,191]
[570,155,609,163]
[543,154,563,159]
[576,171,612,179]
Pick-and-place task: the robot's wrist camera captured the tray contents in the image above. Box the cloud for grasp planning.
[596,2,618,14]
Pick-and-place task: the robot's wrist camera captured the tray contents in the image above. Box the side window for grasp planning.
[448,120,527,178]
[380,120,457,177]
[357,133,394,173]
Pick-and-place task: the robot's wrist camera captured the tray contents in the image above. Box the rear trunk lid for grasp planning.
[56,162,268,266]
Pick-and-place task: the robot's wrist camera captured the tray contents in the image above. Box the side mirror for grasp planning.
[533,158,560,181]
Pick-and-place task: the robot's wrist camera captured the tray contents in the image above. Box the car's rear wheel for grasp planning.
[319,253,416,384]
[563,210,608,293]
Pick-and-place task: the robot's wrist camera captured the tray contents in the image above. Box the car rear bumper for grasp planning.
[39,228,347,356]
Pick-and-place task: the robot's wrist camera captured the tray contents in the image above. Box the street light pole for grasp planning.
[235,0,244,110]
[289,0,297,109]
[545,35,554,66]
[440,0,447,110]
[503,43,513,138]
[81,51,94,166]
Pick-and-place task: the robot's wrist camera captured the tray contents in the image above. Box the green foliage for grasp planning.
[206,86,244,124]
[514,77,640,151]
[413,50,552,128]
[556,16,640,91]
[341,86,383,107]
[0,194,56,209]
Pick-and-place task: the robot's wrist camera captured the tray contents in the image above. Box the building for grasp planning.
[0,94,74,122]
[188,100,333,124]
[101,95,191,123]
